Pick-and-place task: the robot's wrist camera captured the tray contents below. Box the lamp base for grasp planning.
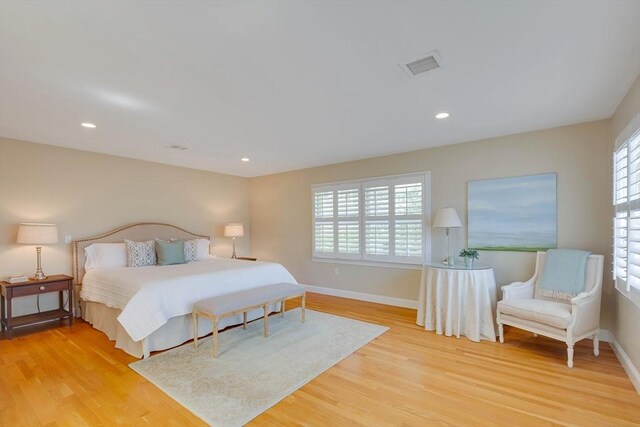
[231,238,237,259]
[34,246,47,280]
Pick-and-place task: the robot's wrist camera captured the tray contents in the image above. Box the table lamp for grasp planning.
[17,223,59,280]
[432,208,462,266]
[224,223,244,259]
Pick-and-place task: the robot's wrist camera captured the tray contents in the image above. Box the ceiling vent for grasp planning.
[400,50,442,78]
[167,144,189,151]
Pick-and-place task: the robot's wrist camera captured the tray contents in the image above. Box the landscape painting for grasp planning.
[467,173,557,252]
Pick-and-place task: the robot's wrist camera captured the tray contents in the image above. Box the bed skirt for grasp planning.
[81,300,280,358]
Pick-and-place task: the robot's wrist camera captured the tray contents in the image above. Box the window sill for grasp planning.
[312,257,423,270]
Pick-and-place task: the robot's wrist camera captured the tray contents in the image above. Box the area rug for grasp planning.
[130,308,388,427]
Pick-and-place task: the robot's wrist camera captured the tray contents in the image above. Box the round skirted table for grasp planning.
[416,261,498,342]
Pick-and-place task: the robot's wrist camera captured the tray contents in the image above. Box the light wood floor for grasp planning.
[1,293,638,426]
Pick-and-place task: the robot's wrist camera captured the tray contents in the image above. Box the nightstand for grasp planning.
[235,257,257,261]
[1,274,73,339]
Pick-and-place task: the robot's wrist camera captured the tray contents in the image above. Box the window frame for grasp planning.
[312,172,431,267]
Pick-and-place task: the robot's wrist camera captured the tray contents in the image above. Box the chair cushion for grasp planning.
[498,299,572,329]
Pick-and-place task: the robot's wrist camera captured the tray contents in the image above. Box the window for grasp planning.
[312,173,430,265]
[613,115,640,308]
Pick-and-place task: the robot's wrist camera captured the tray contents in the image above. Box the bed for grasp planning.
[73,223,297,358]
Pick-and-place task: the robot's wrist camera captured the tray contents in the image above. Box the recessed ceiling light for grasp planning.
[435,113,450,119]
[81,122,97,128]
[241,158,250,162]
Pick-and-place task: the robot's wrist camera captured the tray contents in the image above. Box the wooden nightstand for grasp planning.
[235,257,257,261]
[1,274,73,339]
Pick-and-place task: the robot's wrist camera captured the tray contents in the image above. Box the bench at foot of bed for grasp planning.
[192,282,306,358]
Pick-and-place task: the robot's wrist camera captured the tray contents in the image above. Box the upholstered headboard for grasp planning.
[72,222,209,286]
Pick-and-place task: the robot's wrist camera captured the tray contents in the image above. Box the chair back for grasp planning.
[533,251,604,301]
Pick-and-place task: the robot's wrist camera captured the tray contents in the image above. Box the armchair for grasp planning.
[497,251,604,368]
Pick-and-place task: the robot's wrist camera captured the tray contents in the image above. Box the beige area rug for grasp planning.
[130,308,388,427]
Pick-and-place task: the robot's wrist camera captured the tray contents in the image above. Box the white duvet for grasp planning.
[80,258,297,342]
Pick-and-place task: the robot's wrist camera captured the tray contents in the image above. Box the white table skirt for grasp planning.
[417,265,498,342]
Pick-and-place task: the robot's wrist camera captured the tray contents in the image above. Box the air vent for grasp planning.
[167,144,189,151]
[400,50,442,78]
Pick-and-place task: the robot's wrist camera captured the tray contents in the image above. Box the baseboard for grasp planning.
[598,329,612,343]
[302,284,418,309]
[607,332,640,394]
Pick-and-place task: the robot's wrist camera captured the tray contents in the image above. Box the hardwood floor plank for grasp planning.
[1,292,638,426]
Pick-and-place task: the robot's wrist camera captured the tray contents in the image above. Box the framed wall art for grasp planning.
[467,173,557,252]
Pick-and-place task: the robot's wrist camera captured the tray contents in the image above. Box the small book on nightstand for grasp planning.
[7,274,29,284]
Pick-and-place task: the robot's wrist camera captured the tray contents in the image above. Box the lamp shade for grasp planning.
[432,208,462,228]
[224,223,244,237]
[17,223,59,244]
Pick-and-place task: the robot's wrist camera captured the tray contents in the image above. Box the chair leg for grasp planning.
[498,323,504,343]
[593,333,600,357]
[567,344,574,368]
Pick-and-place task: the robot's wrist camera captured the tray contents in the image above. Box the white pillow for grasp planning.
[195,238,211,260]
[84,243,127,270]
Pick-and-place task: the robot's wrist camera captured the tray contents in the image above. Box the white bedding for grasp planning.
[80,258,297,342]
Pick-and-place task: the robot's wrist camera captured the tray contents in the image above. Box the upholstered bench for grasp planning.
[192,282,306,357]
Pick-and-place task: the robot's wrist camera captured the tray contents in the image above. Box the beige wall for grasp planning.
[0,137,250,315]
[611,75,640,374]
[250,121,613,326]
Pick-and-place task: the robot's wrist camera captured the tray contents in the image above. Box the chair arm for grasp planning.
[501,278,535,301]
[570,286,600,304]
[570,291,601,337]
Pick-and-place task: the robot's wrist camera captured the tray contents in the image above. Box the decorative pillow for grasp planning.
[84,243,127,270]
[156,239,187,266]
[184,239,199,262]
[124,239,156,267]
[170,238,210,261]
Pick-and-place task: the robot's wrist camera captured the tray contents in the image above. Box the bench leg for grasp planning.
[263,305,269,337]
[301,293,306,323]
[281,299,286,318]
[212,316,219,358]
[192,313,198,348]
[243,311,247,330]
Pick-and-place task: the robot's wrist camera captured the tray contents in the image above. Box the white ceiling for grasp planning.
[1,1,639,177]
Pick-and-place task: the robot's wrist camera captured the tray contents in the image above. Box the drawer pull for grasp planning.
[39,286,45,291]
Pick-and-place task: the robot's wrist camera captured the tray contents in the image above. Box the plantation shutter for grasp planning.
[313,188,335,256]
[614,143,628,282]
[312,172,430,265]
[394,179,423,262]
[364,182,390,259]
[337,185,360,258]
[613,115,640,308]
[625,132,640,306]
